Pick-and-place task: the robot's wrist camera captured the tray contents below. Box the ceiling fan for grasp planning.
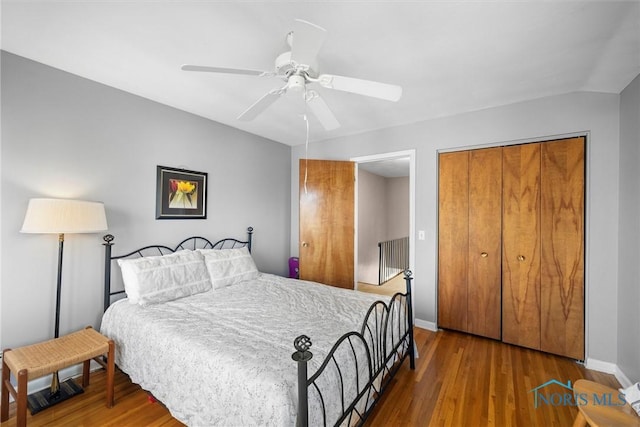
[181,19,402,131]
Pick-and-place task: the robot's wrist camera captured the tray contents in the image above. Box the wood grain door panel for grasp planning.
[502,143,542,350]
[540,137,585,360]
[299,159,355,289]
[438,151,469,332]
[467,147,503,339]
[438,138,585,359]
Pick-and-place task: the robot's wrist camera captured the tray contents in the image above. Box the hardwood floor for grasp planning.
[1,328,620,426]
[367,329,619,426]
[358,273,407,297]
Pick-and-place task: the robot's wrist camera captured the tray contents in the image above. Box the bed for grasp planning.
[100,227,414,426]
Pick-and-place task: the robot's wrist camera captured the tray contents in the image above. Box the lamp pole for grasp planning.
[54,233,64,339]
[49,232,66,398]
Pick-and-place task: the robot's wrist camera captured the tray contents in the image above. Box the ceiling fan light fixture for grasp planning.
[288,74,306,92]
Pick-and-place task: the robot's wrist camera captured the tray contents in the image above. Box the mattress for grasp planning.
[100,272,394,426]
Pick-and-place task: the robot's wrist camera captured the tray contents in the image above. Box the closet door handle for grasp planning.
[480,252,488,258]
[518,255,526,262]
[302,242,309,248]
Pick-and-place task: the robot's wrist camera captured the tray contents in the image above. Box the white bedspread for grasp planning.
[100,273,395,427]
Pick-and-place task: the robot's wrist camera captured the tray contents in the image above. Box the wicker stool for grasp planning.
[572,379,640,426]
[1,327,115,427]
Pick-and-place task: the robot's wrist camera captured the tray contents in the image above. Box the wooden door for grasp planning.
[540,137,585,360]
[438,151,469,332]
[467,147,502,339]
[299,159,355,289]
[502,143,542,349]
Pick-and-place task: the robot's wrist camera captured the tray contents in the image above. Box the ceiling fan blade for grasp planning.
[305,90,340,130]
[290,19,327,71]
[237,86,286,121]
[181,65,273,77]
[317,74,402,102]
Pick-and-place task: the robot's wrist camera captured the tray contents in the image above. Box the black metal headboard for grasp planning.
[102,226,254,312]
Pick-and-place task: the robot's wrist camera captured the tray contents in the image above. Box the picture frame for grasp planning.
[156,166,208,219]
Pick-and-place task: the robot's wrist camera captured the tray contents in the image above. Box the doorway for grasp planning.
[351,150,415,295]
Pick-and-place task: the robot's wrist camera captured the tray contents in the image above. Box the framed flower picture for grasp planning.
[156,166,208,219]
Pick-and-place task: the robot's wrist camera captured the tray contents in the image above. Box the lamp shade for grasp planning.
[21,198,108,234]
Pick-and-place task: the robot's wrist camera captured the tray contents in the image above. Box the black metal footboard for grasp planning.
[292,270,415,427]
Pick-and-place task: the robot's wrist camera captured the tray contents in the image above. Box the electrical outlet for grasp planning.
[418,230,426,240]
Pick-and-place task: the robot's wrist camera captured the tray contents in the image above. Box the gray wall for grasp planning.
[0,51,291,350]
[291,90,622,367]
[618,74,640,383]
[357,169,386,284]
[385,176,409,240]
[357,172,409,285]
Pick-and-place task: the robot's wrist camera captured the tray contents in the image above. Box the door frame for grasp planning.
[350,150,416,292]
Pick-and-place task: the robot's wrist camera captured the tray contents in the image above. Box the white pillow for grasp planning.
[117,250,212,306]
[198,246,258,289]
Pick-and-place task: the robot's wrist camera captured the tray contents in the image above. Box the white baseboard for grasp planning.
[585,358,634,388]
[614,367,634,389]
[414,318,437,331]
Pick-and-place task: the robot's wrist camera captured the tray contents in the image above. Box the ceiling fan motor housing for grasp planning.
[275,51,294,74]
[276,51,318,78]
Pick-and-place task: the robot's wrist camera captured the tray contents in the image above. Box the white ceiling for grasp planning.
[359,157,410,178]
[2,1,639,146]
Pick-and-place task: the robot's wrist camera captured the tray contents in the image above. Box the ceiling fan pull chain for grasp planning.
[303,107,310,195]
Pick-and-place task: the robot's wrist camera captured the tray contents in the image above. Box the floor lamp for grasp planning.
[20,198,108,412]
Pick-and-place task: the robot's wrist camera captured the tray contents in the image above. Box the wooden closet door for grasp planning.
[502,143,541,349]
[540,137,585,360]
[438,151,469,332]
[467,147,502,339]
